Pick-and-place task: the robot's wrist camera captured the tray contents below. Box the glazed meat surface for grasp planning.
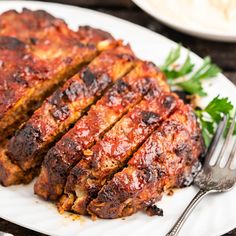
[7,44,135,171]
[0,9,205,219]
[0,9,111,140]
[0,15,116,186]
[0,8,69,41]
[88,104,204,218]
[1,44,134,186]
[35,61,169,201]
[61,91,178,214]
[76,26,115,47]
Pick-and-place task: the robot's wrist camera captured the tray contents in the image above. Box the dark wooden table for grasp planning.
[0,1,235,235]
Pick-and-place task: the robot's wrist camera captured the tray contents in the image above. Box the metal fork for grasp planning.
[166,113,236,236]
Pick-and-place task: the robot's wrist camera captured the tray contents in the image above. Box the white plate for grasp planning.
[133,0,236,42]
[0,1,236,236]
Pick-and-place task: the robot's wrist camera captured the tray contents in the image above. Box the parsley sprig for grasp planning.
[162,45,235,146]
[161,45,221,96]
[161,45,194,79]
[195,96,234,146]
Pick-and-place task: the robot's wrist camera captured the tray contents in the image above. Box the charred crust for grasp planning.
[174,142,191,158]
[146,61,160,71]
[191,133,202,142]
[146,205,163,216]
[8,124,42,161]
[77,25,114,43]
[135,77,154,95]
[33,10,56,21]
[81,68,96,87]
[29,37,38,45]
[22,8,57,22]
[142,167,166,183]
[141,111,160,125]
[48,81,85,105]
[144,86,161,99]
[116,79,131,94]
[157,168,166,178]
[89,105,204,218]
[87,183,101,199]
[12,71,28,87]
[48,90,63,105]
[180,161,202,187]
[20,8,60,30]
[89,151,100,169]
[50,105,70,121]
[65,166,88,193]
[97,181,128,204]
[163,95,176,109]
[106,79,132,106]
[63,57,73,65]
[62,137,82,151]
[177,170,195,188]
[117,53,134,62]
[44,149,68,181]
[61,138,83,161]
[142,167,156,183]
[95,73,111,93]
[49,80,87,105]
[70,166,88,180]
[43,138,84,193]
[64,81,86,102]
[0,36,25,51]
[162,120,179,135]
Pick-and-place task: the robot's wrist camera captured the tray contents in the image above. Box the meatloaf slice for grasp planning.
[88,104,204,218]
[61,91,179,215]
[0,17,115,187]
[0,9,114,140]
[35,61,169,201]
[0,44,134,187]
[7,44,135,171]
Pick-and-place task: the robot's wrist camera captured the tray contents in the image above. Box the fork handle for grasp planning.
[166,189,208,236]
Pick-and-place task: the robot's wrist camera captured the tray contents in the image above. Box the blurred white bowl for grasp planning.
[133,0,236,42]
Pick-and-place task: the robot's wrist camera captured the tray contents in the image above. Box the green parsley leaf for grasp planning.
[201,119,215,135]
[195,96,234,146]
[177,79,207,96]
[178,54,195,76]
[201,128,212,147]
[177,57,221,96]
[189,57,221,81]
[161,44,181,71]
[204,96,233,123]
[162,46,234,147]
[163,54,194,80]
[161,46,221,96]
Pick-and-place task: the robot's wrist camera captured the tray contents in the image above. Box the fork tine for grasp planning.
[204,115,228,164]
[215,112,236,166]
[226,136,236,168]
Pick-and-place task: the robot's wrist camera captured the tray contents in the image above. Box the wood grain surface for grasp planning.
[0,0,235,235]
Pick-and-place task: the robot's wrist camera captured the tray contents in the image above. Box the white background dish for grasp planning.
[133,0,236,42]
[0,1,236,236]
